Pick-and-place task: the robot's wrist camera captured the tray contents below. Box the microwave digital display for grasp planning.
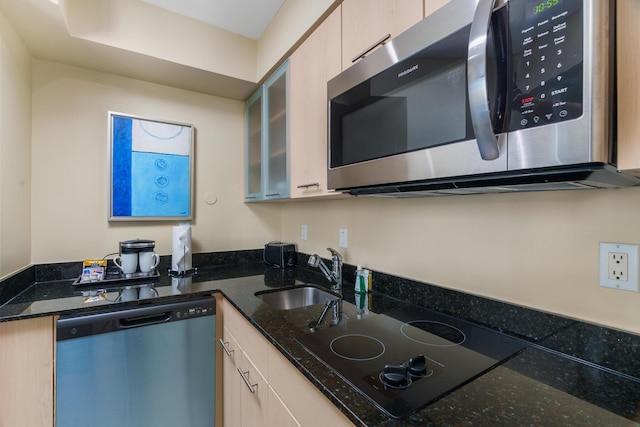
[534,0,561,15]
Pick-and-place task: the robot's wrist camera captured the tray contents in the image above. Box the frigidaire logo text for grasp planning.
[398,64,418,78]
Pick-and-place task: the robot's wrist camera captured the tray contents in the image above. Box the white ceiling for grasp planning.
[139,0,286,40]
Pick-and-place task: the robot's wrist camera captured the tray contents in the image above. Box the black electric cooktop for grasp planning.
[297,305,526,419]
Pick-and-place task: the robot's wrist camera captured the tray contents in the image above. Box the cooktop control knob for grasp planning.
[408,354,427,377]
[382,364,409,387]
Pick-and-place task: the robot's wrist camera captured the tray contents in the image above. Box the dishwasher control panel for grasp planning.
[174,304,215,320]
[57,297,216,340]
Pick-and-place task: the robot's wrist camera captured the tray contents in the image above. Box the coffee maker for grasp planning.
[114,239,159,277]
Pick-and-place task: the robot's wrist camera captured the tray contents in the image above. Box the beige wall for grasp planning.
[60,0,257,83]
[30,60,281,264]
[281,190,640,334]
[0,10,31,278]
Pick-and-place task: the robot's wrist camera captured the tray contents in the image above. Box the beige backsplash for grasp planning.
[280,189,640,335]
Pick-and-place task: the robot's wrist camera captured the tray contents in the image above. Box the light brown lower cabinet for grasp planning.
[0,316,54,427]
[219,298,353,427]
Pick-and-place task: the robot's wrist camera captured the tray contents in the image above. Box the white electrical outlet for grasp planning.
[608,252,628,281]
[339,228,348,248]
[599,242,639,292]
[301,224,308,241]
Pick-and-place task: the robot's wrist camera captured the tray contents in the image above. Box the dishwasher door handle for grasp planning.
[118,311,172,329]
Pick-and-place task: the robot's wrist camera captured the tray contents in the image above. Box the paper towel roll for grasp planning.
[171,223,192,272]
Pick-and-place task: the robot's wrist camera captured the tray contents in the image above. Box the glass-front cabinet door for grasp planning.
[245,90,263,200]
[265,64,289,199]
[244,61,290,201]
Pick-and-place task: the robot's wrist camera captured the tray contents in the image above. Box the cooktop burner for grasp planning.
[296,305,526,419]
[401,321,466,346]
[330,334,386,361]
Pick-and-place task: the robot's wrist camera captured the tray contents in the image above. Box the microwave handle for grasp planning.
[467,0,500,161]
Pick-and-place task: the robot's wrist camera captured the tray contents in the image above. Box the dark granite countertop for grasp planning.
[1,251,639,426]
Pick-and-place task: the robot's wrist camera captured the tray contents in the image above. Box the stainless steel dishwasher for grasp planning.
[56,296,216,427]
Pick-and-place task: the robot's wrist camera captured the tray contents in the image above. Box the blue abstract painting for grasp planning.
[110,113,193,220]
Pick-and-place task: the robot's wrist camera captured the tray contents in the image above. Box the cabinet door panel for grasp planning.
[239,352,268,427]
[245,90,264,200]
[222,298,270,377]
[290,8,342,198]
[0,316,54,427]
[245,62,290,201]
[221,326,242,427]
[267,387,300,427]
[265,69,289,199]
[617,0,640,172]
[269,346,353,426]
[424,0,452,17]
[342,0,423,69]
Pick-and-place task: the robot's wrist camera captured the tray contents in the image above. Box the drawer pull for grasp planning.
[218,338,234,357]
[296,182,320,189]
[237,368,257,393]
[266,192,281,197]
[352,33,391,63]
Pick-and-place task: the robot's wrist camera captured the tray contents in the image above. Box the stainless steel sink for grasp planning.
[255,286,339,310]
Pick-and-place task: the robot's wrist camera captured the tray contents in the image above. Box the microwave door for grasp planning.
[327,0,510,191]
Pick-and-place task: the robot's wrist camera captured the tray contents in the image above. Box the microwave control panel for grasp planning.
[508,0,583,131]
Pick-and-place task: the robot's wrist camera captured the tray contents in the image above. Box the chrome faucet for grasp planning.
[308,248,342,293]
[307,248,343,330]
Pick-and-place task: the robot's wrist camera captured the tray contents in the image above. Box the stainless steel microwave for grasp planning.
[328,0,638,196]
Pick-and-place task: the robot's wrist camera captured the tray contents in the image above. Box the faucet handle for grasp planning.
[326,248,342,261]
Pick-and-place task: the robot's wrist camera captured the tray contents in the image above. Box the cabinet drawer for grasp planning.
[239,351,269,426]
[221,325,241,369]
[222,298,270,378]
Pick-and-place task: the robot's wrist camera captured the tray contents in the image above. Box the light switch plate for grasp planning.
[339,228,348,248]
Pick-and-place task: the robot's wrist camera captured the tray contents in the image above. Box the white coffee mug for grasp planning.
[138,251,160,273]
[138,285,158,299]
[114,253,138,275]
[120,286,138,302]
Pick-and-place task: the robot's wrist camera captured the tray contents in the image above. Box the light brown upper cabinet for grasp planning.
[341,0,423,69]
[616,0,640,175]
[245,61,290,201]
[289,7,343,199]
[424,0,453,17]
